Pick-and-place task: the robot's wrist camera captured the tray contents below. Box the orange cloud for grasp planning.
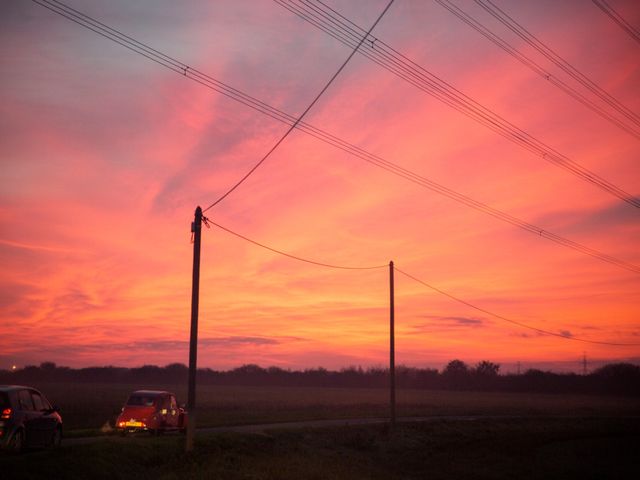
[1,0,638,371]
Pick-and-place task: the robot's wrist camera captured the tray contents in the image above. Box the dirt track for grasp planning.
[62,415,513,446]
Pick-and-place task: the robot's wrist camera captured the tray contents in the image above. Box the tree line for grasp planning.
[1,360,638,396]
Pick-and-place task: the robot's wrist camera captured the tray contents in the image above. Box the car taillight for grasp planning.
[1,408,11,419]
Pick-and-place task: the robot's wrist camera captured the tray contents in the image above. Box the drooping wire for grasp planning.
[202,0,395,212]
[208,219,387,270]
[592,0,640,44]
[394,266,640,346]
[207,218,639,346]
[274,0,640,209]
[433,0,640,139]
[31,0,640,274]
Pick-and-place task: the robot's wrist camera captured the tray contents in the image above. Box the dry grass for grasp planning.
[2,417,639,479]
[28,382,640,433]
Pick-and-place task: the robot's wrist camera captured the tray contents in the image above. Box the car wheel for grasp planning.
[51,427,62,447]
[8,429,25,453]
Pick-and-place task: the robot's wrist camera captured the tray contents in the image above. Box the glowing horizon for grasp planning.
[1,0,638,374]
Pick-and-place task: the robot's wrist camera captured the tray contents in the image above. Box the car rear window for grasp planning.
[18,389,34,410]
[126,395,156,407]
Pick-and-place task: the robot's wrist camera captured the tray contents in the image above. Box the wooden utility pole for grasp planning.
[186,206,202,452]
[389,260,396,429]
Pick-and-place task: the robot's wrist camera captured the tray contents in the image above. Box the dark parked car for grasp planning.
[116,390,187,435]
[0,385,63,452]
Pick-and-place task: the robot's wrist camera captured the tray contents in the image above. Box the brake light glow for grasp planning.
[1,408,11,419]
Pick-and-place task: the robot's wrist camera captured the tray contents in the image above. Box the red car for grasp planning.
[116,390,187,435]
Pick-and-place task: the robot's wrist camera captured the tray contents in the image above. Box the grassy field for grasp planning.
[25,382,640,434]
[2,417,639,479]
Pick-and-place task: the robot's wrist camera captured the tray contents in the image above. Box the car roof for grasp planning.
[0,385,36,392]
[129,390,174,396]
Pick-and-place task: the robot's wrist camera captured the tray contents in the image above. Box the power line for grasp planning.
[208,219,639,347]
[208,219,387,270]
[592,0,640,44]
[394,266,640,347]
[476,0,640,127]
[202,0,395,212]
[433,0,640,139]
[274,0,640,209]
[31,0,640,274]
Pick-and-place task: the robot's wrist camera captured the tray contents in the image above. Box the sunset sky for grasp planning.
[1,0,638,373]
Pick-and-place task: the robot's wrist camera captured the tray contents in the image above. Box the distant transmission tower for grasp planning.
[582,352,588,375]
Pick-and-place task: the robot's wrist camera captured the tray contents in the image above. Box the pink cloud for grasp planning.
[0,0,638,372]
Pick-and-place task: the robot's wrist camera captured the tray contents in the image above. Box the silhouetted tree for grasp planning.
[164,363,188,383]
[165,363,188,372]
[591,362,640,395]
[234,364,266,375]
[592,362,640,378]
[40,361,57,371]
[442,359,470,389]
[3,359,637,396]
[475,361,500,376]
[443,359,469,376]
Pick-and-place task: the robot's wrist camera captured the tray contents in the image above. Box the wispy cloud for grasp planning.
[0,335,307,368]
[411,315,487,333]
[535,201,640,236]
[0,282,44,319]
[0,239,79,253]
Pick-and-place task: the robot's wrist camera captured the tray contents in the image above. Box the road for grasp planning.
[62,415,511,446]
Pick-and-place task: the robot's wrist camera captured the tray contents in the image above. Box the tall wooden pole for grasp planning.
[186,206,202,452]
[389,260,396,429]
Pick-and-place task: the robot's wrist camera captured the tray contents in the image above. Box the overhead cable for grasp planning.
[433,0,640,139]
[202,0,395,211]
[476,0,640,127]
[274,0,640,209]
[32,0,640,274]
[592,0,640,44]
[395,266,640,346]
[209,219,387,270]
[208,219,640,347]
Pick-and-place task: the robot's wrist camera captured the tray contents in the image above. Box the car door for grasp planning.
[166,395,178,428]
[30,390,57,445]
[17,389,40,446]
[154,394,166,428]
